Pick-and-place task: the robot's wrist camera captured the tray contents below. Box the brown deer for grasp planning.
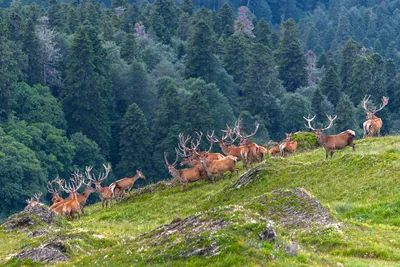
[76,173,96,215]
[109,170,146,201]
[279,133,298,157]
[25,193,44,210]
[235,120,264,164]
[164,150,203,192]
[47,177,64,205]
[178,132,224,167]
[207,130,250,168]
[304,114,355,159]
[87,164,114,208]
[199,152,239,181]
[58,173,84,220]
[362,95,389,138]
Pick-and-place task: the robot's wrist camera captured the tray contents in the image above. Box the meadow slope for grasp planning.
[1,136,400,266]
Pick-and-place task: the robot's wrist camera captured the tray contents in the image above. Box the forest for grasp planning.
[0,0,400,218]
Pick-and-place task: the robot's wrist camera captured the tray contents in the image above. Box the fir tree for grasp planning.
[223,33,251,85]
[117,103,152,178]
[320,66,341,106]
[316,52,328,69]
[48,0,61,29]
[282,93,311,133]
[182,90,214,134]
[181,0,194,15]
[340,39,362,94]
[276,19,308,92]
[254,19,271,47]
[218,3,234,37]
[120,33,139,64]
[185,20,216,82]
[149,0,178,44]
[62,22,111,154]
[311,87,325,122]
[348,56,374,103]
[22,19,41,86]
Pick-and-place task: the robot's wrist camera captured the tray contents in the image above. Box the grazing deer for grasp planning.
[47,177,64,205]
[362,95,389,138]
[304,114,355,159]
[25,193,44,209]
[207,130,250,168]
[109,170,146,201]
[279,133,298,157]
[199,152,239,181]
[86,164,114,208]
[164,150,203,192]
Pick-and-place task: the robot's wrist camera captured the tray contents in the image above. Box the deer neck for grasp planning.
[370,114,379,120]
[169,168,183,181]
[200,160,212,177]
[219,141,230,154]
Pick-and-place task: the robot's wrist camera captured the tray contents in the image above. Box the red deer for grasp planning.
[235,120,265,164]
[58,174,84,220]
[279,133,298,157]
[164,150,203,192]
[47,177,64,205]
[76,173,96,215]
[304,114,355,159]
[109,170,146,201]
[362,95,389,138]
[199,152,238,181]
[207,130,250,168]
[87,164,114,208]
[25,193,44,209]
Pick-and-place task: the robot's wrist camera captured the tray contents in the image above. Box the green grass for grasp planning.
[1,136,400,266]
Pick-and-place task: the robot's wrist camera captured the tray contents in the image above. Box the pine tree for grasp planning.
[218,3,234,37]
[276,19,308,92]
[311,87,325,122]
[120,33,139,64]
[340,39,362,94]
[117,103,152,178]
[320,66,341,106]
[348,56,374,103]
[335,93,356,132]
[254,19,271,47]
[181,0,194,15]
[317,52,328,69]
[223,33,251,85]
[62,22,111,154]
[182,90,214,134]
[185,20,216,82]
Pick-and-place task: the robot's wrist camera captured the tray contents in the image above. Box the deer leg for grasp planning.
[325,150,329,160]
[183,183,187,192]
[330,151,334,158]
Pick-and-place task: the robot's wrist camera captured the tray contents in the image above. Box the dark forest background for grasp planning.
[0,0,400,218]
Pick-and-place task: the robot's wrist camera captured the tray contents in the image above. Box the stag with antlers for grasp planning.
[304,115,355,159]
[164,150,203,191]
[47,177,65,205]
[87,164,114,208]
[234,119,266,164]
[362,95,389,138]
[25,193,44,210]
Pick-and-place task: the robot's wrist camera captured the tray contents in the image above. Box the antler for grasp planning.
[33,192,42,202]
[47,179,58,194]
[321,115,337,131]
[207,130,219,144]
[303,114,316,131]
[164,151,178,167]
[362,95,371,113]
[177,133,191,157]
[372,96,389,114]
[190,131,203,151]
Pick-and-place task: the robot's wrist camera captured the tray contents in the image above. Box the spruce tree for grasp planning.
[282,93,311,133]
[254,19,271,47]
[185,20,216,82]
[181,0,194,15]
[317,52,328,69]
[182,90,214,134]
[149,0,178,44]
[348,56,374,103]
[336,13,350,44]
[335,93,356,132]
[117,103,152,178]
[276,19,308,92]
[120,33,139,64]
[223,33,251,85]
[22,19,41,86]
[218,3,234,37]
[311,87,326,123]
[62,22,111,154]
[320,66,341,106]
[341,39,362,94]
[48,0,61,29]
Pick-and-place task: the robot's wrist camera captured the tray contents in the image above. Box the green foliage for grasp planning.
[281,93,311,133]
[320,66,341,106]
[340,39,362,94]
[70,132,105,172]
[277,19,308,92]
[335,93,357,132]
[291,131,318,151]
[348,55,374,103]
[181,0,194,15]
[223,33,250,85]
[149,0,178,44]
[218,3,234,37]
[182,90,214,134]
[254,19,271,47]
[117,103,152,178]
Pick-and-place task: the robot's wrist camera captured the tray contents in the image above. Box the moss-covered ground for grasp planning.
[1,136,399,266]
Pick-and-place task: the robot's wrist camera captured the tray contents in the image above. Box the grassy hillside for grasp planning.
[1,136,400,266]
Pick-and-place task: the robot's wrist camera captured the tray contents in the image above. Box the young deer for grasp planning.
[164,150,203,192]
[362,95,389,138]
[304,114,355,159]
[109,170,146,201]
[87,164,114,208]
[199,152,238,181]
[279,133,298,157]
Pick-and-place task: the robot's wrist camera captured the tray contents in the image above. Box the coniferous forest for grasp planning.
[1,0,400,218]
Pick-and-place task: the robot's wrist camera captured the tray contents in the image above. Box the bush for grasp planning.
[291,132,318,151]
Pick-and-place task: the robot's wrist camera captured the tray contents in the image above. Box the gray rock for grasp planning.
[15,241,68,263]
[259,222,276,242]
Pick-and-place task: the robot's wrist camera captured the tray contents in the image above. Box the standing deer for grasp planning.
[207,130,250,168]
[109,170,146,201]
[47,177,64,205]
[362,95,389,138]
[58,173,84,220]
[279,133,298,157]
[87,164,114,208]
[235,120,265,164]
[304,115,355,159]
[164,150,203,192]
[76,174,96,215]
[198,152,238,181]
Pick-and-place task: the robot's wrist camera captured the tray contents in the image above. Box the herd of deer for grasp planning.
[25,95,388,219]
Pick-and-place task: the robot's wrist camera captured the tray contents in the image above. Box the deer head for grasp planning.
[136,170,146,180]
[234,119,260,146]
[362,95,389,120]
[26,192,44,208]
[86,164,112,190]
[303,114,337,142]
[164,150,179,176]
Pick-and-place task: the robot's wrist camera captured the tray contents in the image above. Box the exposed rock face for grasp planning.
[1,205,58,231]
[233,165,266,188]
[15,240,68,263]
